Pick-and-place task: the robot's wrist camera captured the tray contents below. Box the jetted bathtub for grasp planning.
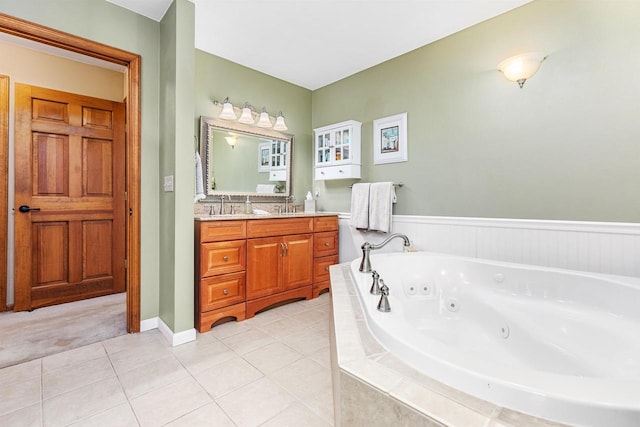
[349,252,640,426]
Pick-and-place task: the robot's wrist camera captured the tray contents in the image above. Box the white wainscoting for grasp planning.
[338,214,640,278]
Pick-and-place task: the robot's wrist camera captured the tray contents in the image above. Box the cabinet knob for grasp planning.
[325,266,329,271]
[324,242,330,247]
[223,289,229,295]
[339,169,343,173]
[223,256,229,262]
[320,171,325,175]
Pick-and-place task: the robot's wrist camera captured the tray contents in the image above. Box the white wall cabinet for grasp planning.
[313,120,361,180]
[269,140,287,181]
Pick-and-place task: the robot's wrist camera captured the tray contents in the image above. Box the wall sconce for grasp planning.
[224,135,237,149]
[212,98,287,131]
[497,52,547,88]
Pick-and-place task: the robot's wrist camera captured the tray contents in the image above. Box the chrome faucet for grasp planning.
[219,195,230,215]
[359,233,411,273]
[285,195,295,213]
[377,283,390,312]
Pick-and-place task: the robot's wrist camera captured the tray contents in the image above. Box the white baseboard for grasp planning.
[158,318,196,347]
[140,317,159,332]
[140,316,196,347]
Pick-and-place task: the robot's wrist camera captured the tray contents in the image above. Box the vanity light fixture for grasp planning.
[273,112,288,131]
[219,97,237,120]
[256,107,272,128]
[224,135,237,149]
[212,98,287,130]
[497,52,547,88]
[238,102,255,124]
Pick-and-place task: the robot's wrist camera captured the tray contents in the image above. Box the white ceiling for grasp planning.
[108,0,532,90]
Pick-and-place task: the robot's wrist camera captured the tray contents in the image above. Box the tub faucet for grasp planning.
[377,283,390,312]
[359,233,411,273]
[369,271,381,295]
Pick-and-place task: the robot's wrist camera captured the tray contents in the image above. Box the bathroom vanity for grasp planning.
[194,213,338,332]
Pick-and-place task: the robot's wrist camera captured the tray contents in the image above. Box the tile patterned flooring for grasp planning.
[0,293,334,427]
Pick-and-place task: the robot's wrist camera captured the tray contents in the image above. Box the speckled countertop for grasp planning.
[194,212,338,221]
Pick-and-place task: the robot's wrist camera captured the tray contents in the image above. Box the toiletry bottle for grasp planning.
[245,195,252,214]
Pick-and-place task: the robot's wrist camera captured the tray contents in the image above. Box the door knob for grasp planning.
[18,205,41,213]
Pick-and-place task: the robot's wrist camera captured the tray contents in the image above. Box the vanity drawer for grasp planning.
[314,231,338,257]
[201,240,246,277]
[200,272,245,312]
[199,220,246,242]
[314,255,339,283]
[314,216,338,232]
[247,217,313,238]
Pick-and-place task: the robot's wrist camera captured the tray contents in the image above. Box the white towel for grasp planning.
[256,184,276,193]
[349,183,370,230]
[369,182,396,233]
[194,152,206,202]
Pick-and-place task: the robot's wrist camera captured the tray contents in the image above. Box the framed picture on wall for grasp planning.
[373,112,408,165]
[258,142,270,172]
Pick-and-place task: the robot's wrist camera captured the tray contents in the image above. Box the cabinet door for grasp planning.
[282,234,313,290]
[246,237,283,299]
[316,131,332,166]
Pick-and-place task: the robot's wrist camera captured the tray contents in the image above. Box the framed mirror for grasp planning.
[199,116,294,199]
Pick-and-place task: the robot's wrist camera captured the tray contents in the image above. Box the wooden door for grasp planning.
[0,75,8,311]
[282,233,313,290]
[14,84,125,311]
[246,237,283,299]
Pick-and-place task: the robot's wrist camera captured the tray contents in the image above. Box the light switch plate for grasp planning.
[163,175,174,192]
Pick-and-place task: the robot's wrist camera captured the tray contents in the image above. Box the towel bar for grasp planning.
[348,183,403,189]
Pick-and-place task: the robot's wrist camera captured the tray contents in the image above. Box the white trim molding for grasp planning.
[139,317,159,332]
[158,318,196,347]
[140,316,197,347]
[337,213,640,278]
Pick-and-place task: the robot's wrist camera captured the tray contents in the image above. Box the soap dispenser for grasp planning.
[245,195,252,214]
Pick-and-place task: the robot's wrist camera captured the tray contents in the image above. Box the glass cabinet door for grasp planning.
[316,132,332,166]
[332,127,350,163]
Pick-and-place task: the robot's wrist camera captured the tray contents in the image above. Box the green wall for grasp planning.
[159,0,195,333]
[194,50,313,203]
[0,0,162,319]
[312,0,640,223]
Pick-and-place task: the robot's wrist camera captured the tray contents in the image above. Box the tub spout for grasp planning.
[359,233,411,273]
[377,283,390,312]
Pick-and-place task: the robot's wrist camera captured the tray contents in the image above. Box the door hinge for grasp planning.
[124,259,128,269]
[124,191,128,201]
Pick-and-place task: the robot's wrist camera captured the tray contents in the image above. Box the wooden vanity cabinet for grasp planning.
[195,215,339,331]
[245,218,314,318]
[312,216,339,297]
[195,220,247,332]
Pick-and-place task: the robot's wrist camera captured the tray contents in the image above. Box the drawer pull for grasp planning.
[223,256,229,262]
[223,289,229,295]
[324,242,330,247]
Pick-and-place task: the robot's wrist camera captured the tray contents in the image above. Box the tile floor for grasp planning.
[0,293,334,427]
